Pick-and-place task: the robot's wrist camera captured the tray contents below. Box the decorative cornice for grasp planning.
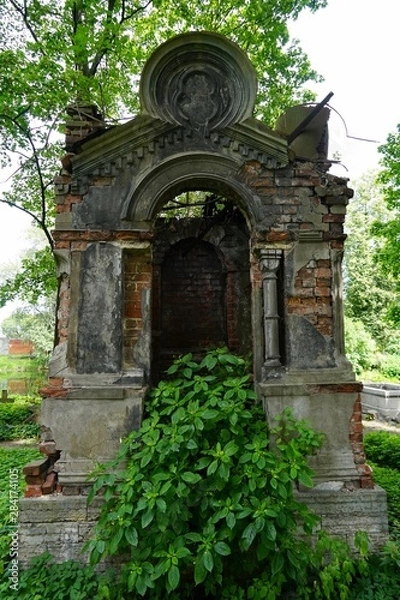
[224,118,288,167]
[70,117,288,195]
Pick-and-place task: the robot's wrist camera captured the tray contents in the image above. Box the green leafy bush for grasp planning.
[10,553,118,600]
[378,354,400,379]
[364,431,400,538]
[5,351,400,598]
[364,431,400,471]
[0,400,40,441]
[344,317,379,374]
[349,541,400,600]
[368,465,400,539]
[87,348,325,598]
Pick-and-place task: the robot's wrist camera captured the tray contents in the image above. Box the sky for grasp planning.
[0,0,399,323]
[288,0,400,179]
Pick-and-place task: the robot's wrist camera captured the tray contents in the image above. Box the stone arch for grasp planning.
[121,152,262,228]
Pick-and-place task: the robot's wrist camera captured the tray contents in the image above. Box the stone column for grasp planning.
[260,249,282,369]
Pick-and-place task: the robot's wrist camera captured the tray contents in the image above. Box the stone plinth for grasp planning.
[41,385,146,488]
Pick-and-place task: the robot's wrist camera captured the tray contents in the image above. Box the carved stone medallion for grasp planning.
[140,32,257,133]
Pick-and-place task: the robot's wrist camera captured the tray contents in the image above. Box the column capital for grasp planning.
[259,248,282,274]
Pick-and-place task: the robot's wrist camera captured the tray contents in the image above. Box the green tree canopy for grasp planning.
[0,0,326,130]
[343,170,400,350]
[1,301,55,358]
[0,0,327,307]
[373,125,400,315]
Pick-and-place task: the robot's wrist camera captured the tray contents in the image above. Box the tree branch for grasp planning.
[0,198,54,251]
[87,0,152,78]
[0,114,54,251]
[8,0,46,56]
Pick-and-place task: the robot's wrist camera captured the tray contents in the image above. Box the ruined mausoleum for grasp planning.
[20,32,388,563]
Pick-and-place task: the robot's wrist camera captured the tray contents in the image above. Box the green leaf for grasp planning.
[203,354,218,370]
[160,481,173,495]
[257,456,266,469]
[264,521,277,542]
[94,539,105,556]
[277,483,288,499]
[239,452,252,464]
[140,453,152,468]
[127,569,137,591]
[255,516,265,532]
[194,556,207,585]
[175,546,192,559]
[181,471,202,484]
[237,507,253,519]
[194,417,204,431]
[156,498,167,512]
[202,409,218,419]
[168,564,180,590]
[230,412,238,426]
[224,440,238,456]
[141,509,154,528]
[196,456,211,469]
[242,522,258,550]
[108,527,124,554]
[203,550,214,572]
[154,559,170,579]
[136,573,148,596]
[271,552,284,576]
[298,471,314,488]
[270,477,278,490]
[218,462,230,481]
[207,459,218,475]
[226,512,236,529]
[186,532,202,543]
[214,541,231,556]
[125,527,138,547]
[186,438,198,450]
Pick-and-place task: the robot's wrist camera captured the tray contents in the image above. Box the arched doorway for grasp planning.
[151,191,252,380]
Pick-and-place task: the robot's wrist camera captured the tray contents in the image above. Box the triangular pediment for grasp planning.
[71,113,288,185]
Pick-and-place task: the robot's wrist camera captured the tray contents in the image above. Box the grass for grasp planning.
[0,355,44,375]
[0,397,41,441]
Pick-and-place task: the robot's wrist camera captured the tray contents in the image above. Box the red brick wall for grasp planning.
[287,259,333,337]
[8,339,34,356]
[160,239,227,354]
[123,248,152,367]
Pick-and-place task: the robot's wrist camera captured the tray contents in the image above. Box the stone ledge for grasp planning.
[19,495,103,523]
[18,486,388,567]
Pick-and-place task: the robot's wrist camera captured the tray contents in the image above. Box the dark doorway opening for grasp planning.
[160,238,227,362]
[152,191,251,381]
